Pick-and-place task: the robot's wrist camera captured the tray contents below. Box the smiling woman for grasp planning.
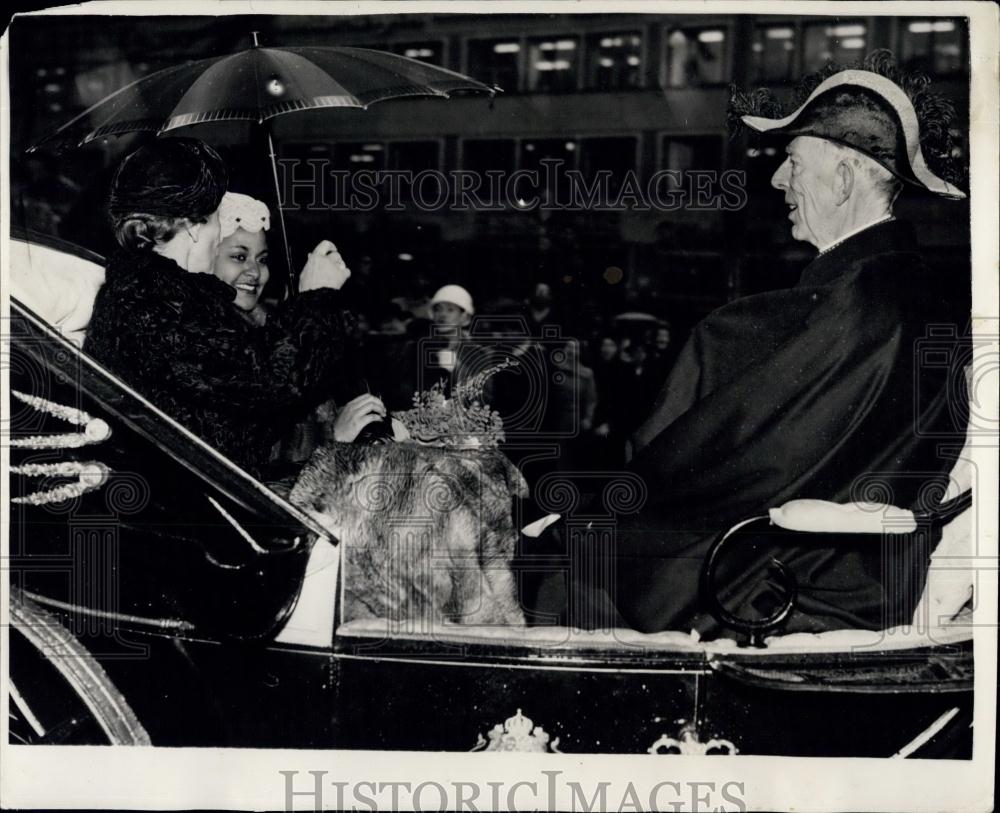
[83,138,369,476]
[212,192,272,319]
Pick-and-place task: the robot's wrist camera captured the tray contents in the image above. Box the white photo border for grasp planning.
[1,2,997,811]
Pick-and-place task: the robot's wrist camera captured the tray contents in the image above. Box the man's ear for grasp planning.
[835,160,854,205]
[185,219,203,242]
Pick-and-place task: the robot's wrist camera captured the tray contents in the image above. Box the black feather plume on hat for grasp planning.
[728,49,967,191]
[725,86,782,138]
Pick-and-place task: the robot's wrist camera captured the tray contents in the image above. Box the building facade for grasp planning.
[9,12,970,330]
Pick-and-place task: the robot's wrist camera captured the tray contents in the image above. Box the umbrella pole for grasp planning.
[265,126,296,297]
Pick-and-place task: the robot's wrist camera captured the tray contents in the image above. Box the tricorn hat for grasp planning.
[731,51,966,200]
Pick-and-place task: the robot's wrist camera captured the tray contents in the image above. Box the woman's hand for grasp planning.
[332,394,386,442]
[299,240,351,292]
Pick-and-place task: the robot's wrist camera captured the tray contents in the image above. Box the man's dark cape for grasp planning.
[613,220,970,636]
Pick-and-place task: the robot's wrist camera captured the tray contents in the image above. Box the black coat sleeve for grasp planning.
[265,288,353,401]
[94,279,350,418]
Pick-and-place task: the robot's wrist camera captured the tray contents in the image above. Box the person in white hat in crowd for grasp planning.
[586,51,971,637]
[386,283,496,410]
[428,283,475,367]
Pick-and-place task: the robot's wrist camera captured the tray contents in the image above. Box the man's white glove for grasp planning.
[768,499,917,534]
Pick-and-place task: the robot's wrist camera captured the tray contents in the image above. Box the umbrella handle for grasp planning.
[266,127,297,298]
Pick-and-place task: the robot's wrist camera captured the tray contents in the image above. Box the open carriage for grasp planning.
[6,232,974,757]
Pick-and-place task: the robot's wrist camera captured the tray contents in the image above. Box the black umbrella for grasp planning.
[31,32,496,277]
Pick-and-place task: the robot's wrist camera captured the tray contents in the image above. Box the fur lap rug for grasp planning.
[290,442,528,628]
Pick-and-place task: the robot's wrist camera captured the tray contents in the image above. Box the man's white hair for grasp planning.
[828,141,902,207]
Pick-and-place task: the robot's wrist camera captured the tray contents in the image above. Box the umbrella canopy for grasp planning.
[29,36,495,288]
[30,43,496,152]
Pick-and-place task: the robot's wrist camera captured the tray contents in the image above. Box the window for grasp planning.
[467,38,521,92]
[664,27,727,87]
[578,137,638,197]
[520,138,578,200]
[73,61,137,112]
[659,135,723,196]
[462,139,516,207]
[742,144,785,195]
[802,21,868,72]
[585,32,642,90]
[37,71,73,116]
[282,142,334,163]
[751,24,797,81]
[393,41,444,66]
[332,142,386,172]
[462,139,517,175]
[661,135,722,173]
[520,138,578,169]
[278,143,334,212]
[899,19,964,76]
[526,36,580,93]
[383,141,441,203]
[387,141,440,174]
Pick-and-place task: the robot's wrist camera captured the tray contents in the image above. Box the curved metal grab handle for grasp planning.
[912,489,972,526]
[701,490,973,646]
[700,516,797,648]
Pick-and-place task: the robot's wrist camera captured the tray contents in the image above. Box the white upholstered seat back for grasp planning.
[9,237,105,347]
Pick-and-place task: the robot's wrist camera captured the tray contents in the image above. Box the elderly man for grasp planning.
[610,55,970,636]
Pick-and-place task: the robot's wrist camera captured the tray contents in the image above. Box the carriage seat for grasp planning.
[329,448,977,652]
[767,440,975,641]
[9,235,105,348]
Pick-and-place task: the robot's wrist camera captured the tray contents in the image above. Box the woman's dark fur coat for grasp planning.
[84,249,351,475]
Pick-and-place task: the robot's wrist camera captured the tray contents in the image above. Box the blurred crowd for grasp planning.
[12,155,685,482]
[301,276,683,477]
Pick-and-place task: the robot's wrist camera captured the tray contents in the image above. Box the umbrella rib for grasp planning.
[285,46,479,106]
[31,59,207,149]
[341,46,484,84]
[252,48,264,123]
[338,48,446,100]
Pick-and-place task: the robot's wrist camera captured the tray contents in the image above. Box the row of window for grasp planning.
[26,17,966,120]
[750,19,964,82]
[284,135,727,191]
[381,17,965,91]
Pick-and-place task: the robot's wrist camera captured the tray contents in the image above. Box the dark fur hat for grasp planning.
[108,137,228,224]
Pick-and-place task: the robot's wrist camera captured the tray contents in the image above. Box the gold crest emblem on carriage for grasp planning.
[473,708,562,753]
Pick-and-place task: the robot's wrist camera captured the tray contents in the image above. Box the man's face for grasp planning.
[770,136,842,249]
[432,301,470,331]
[531,282,552,309]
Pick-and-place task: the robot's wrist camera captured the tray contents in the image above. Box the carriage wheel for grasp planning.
[8,590,151,746]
